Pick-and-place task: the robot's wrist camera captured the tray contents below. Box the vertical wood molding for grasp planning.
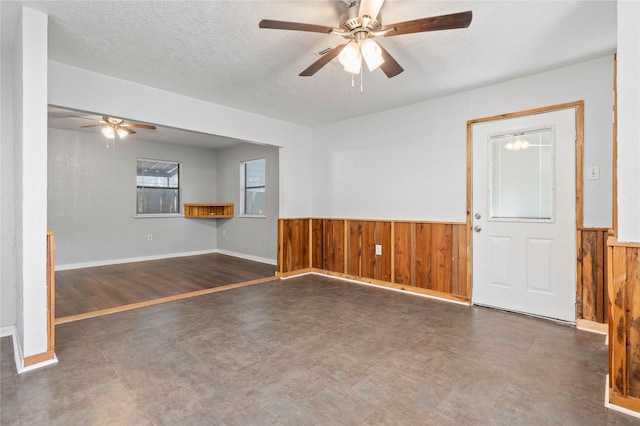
[308,218,313,269]
[343,220,349,274]
[277,219,283,274]
[577,229,584,320]
[46,231,55,352]
[390,222,396,283]
[575,102,585,229]
[312,219,323,269]
[608,237,640,412]
[466,121,473,300]
[410,223,417,287]
[612,54,618,237]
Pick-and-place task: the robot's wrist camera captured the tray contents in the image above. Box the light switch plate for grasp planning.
[375,244,382,255]
[588,166,600,180]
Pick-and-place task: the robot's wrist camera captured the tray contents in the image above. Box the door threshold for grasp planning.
[472,303,575,327]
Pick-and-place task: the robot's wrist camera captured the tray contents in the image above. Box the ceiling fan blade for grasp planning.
[118,126,135,135]
[358,0,384,21]
[383,11,472,37]
[67,114,98,121]
[259,19,334,34]
[80,123,106,128]
[378,44,404,78]
[299,44,346,77]
[123,123,156,130]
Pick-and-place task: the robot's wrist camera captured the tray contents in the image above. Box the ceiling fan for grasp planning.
[259,0,472,78]
[79,116,156,139]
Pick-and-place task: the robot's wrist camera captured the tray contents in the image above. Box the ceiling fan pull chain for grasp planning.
[360,65,364,93]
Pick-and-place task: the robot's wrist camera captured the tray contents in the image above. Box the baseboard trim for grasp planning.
[0,325,16,338]
[214,249,276,266]
[605,375,640,418]
[280,269,470,306]
[55,249,276,271]
[0,325,58,373]
[317,271,471,306]
[56,249,217,270]
[576,319,608,335]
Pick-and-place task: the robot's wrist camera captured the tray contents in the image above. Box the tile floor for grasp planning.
[1,275,638,425]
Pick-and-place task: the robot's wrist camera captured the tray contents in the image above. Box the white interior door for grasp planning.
[472,108,576,322]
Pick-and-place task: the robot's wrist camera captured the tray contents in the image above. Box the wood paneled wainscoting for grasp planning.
[577,228,611,325]
[278,218,470,302]
[607,237,640,412]
[280,219,612,320]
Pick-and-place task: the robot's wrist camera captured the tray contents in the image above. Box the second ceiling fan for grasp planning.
[80,116,156,139]
[259,0,472,78]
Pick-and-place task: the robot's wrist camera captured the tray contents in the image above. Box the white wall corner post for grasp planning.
[17,6,57,372]
[616,1,640,244]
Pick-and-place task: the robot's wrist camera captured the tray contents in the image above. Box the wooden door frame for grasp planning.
[466,101,585,314]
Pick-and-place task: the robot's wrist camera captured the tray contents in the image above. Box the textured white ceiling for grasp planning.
[6,1,617,130]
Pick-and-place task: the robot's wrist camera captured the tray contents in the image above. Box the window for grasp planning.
[240,158,265,216]
[488,127,555,221]
[136,159,181,216]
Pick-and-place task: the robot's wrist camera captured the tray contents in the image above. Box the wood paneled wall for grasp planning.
[278,218,310,273]
[577,228,610,323]
[278,218,470,302]
[608,238,640,412]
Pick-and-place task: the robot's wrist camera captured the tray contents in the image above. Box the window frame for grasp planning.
[135,158,182,218]
[239,158,266,218]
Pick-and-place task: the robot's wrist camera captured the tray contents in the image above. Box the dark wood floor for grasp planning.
[55,253,276,319]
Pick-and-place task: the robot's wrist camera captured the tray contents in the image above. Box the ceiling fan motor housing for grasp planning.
[340,5,382,34]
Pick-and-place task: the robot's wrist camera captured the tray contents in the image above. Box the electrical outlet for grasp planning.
[147,234,152,241]
[375,244,382,255]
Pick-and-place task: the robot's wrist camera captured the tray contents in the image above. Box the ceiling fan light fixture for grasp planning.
[116,127,129,139]
[505,139,530,151]
[102,126,115,139]
[360,38,384,71]
[338,41,362,74]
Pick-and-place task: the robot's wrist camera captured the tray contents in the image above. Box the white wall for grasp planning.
[11,2,25,346]
[48,128,221,267]
[216,143,279,263]
[5,7,49,359]
[312,56,614,228]
[47,61,313,219]
[1,2,18,329]
[617,1,640,243]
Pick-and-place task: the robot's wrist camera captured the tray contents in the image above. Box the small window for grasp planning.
[488,127,555,221]
[240,158,265,216]
[136,159,181,216]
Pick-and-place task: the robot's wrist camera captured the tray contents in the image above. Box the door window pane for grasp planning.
[488,127,554,220]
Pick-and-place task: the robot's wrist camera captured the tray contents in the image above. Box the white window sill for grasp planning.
[134,214,183,219]
[238,214,266,219]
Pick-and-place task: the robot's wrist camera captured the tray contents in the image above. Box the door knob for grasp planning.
[474,213,482,219]
[474,225,482,233]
